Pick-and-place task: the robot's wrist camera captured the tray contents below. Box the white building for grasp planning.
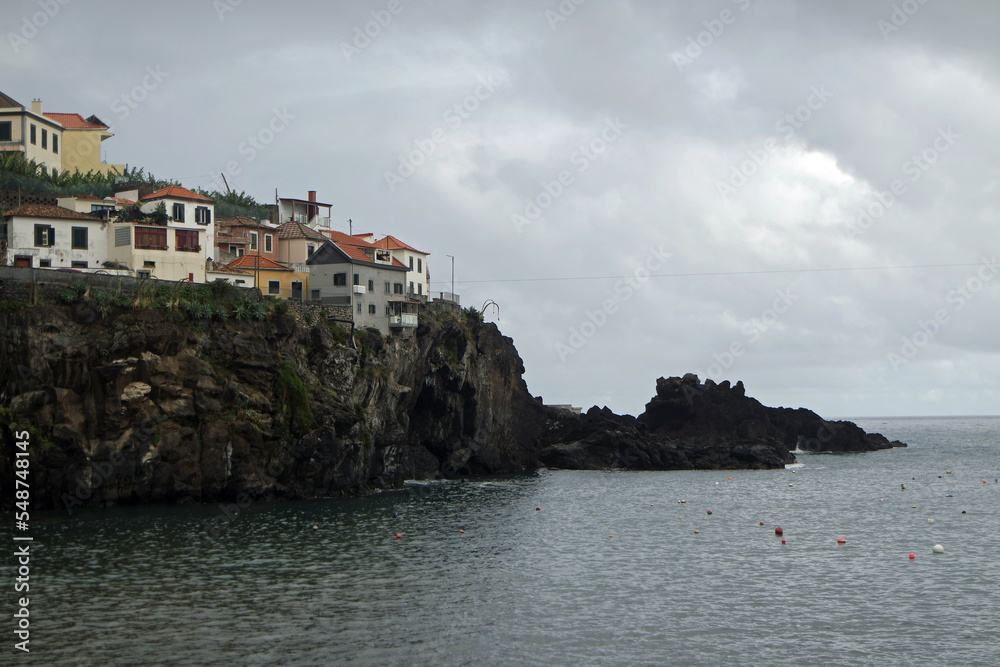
[0,204,110,270]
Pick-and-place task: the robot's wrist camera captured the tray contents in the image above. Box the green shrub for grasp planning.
[274,361,314,434]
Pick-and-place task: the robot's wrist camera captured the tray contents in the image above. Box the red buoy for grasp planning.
[536,507,541,511]
[396,533,401,539]
[837,537,846,544]
[759,521,765,526]
[775,527,783,535]
[909,553,915,560]
[781,539,786,544]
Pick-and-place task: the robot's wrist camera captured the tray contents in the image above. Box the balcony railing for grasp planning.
[353,285,366,294]
[389,314,418,328]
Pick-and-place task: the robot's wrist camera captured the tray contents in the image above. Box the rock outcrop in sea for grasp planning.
[0,297,904,511]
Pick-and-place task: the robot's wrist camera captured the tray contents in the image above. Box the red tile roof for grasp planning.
[322,230,407,268]
[206,259,252,276]
[44,112,108,130]
[226,255,293,271]
[143,186,214,203]
[374,234,428,255]
[3,204,100,221]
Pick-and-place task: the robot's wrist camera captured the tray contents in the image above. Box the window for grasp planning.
[41,129,47,149]
[0,222,5,240]
[268,280,280,295]
[369,304,376,315]
[393,282,404,295]
[175,229,200,251]
[250,232,258,250]
[236,280,247,286]
[409,256,414,270]
[236,247,245,257]
[307,244,315,257]
[418,258,422,272]
[311,289,320,300]
[135,226,167,249]
[195,206,211,224]
[368,279,374,292]
[384,281,390,293]
[71,226,88,250]
[34,224,54,247]
[418,283,423,296]
[409,281,414,293]
[386,305,391,316]
[333,273,347,286]
[91,204,114,213]
[265,235,272,252]
[172,203,185,222]
[353,273,360,286]
[39,259,51,268]
[52,134,58,154]
[30,124,36,145]
[357,302,362,313]
[137,270,151,279]
[71,261,87,269]
[0,121,11,141]
[376,249,391,262]
[111,227,129,247]
[143,261,156,268]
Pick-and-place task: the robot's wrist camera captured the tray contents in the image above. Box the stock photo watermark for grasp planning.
[555,245,671,362]
[878,0,932,40]
[341,0,414,62]
[7,0,71,54]
[545,0,587,30]
[672,0,753,72]
[845,126,958,240]
[512,117,628,233]
[384,73,508,192]
[717,84,833,200]
[694,287,799,380]
[213,0,242,21]
[886,256,998,371]
[110,65,170,122]
[204,106,296,193]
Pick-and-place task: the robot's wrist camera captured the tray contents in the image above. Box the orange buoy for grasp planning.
[837,537,846,545]
[908,553,915,559]
[728,477,732,480]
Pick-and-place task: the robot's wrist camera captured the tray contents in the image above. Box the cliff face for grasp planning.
[0,302,549,511]
[0,301,904,512]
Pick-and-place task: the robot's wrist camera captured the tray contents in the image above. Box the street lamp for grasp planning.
[445,254,454,304]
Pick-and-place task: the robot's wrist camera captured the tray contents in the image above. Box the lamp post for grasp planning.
[445,254,454,304]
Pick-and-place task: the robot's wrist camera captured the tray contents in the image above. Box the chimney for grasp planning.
[31,99,42,114]
[307,190,316,223]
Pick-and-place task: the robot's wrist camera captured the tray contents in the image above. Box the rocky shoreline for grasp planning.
[0,296,904,511]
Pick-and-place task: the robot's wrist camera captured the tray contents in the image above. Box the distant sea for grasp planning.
[11,416,1000,666]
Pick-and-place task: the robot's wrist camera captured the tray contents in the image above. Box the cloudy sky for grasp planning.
[3,0,998,418]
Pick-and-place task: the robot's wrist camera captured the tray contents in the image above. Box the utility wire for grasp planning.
[430,262,991,285]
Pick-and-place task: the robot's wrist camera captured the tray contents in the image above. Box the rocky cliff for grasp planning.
[0,295,904,512]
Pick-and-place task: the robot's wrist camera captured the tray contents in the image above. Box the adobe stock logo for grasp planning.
[7,0,71,54]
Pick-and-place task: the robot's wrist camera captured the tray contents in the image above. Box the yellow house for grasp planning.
[0,91,124,175]
[226,255,311,300]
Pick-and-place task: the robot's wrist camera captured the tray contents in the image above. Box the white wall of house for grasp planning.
[118,197,216,282]
[391,249,430,298]
[0,103,63,171]
[4,214,109,270]
[206,270,254,288]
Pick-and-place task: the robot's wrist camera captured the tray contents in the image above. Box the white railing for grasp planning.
[389,313,418,328]
[353,285,366,294]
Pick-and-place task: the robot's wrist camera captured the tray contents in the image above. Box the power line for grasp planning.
[430,261,991,285]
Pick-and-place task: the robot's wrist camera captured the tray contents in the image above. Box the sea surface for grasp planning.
[9,416,1000,666]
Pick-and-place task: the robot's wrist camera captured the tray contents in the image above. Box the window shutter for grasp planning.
[48,226,56,247]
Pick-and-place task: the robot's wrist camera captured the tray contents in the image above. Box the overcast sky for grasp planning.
[3,0,998,418]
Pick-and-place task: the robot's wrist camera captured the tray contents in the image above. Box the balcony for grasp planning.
[352,285,366,294]
[389,313,418,328]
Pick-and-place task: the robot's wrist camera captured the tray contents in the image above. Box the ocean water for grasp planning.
[11,416,1000,666]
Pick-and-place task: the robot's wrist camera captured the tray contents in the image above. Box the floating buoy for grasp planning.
[312,525,318,530]
[775,527,783,535]
[927,518,934,525]
[678,516,683,519]
[781,539,786,544]
[459,529,464,534]
[932,544,944,554]
[879,498,884,502]
[911,505,917,509]
[984,480,988,484]
[788,483,794,487]
[946,471,951,474]
[961,510,966,514]
[715,481,720,485]
[707,510,713,515]
[396,533,401,539]
[759,521,765,526]
[728,477,732,480]
[946,494,953,497]
[837,537,846,545]
[908,553,915,560]
[901,484,906,490]
[536,507,541,511]
[679,499,687,504]
[693,530,699,534]
[609,534,613,538]
[392,512,398,518]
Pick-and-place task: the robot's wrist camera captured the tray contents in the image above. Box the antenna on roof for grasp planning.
[348,218,352,235]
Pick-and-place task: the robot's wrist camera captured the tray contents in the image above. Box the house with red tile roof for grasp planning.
[277,220,330,267]
[277,191,332,230]
[370,234,430,300]
[105,186,215,282]
[307,232,415,335]
[0,92,124,175]
[215,217,280,264]
[1,204,112,270]
[225,254,311,300]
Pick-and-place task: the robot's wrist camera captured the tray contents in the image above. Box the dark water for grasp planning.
[8,416,1000,665]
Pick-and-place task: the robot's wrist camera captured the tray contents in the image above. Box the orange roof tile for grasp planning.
[3,204,100,221]
[374,234,428,255]
[44,112,108,130]
[277,221,328,241]
[226,255,293,271]
[143,186,214,203]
